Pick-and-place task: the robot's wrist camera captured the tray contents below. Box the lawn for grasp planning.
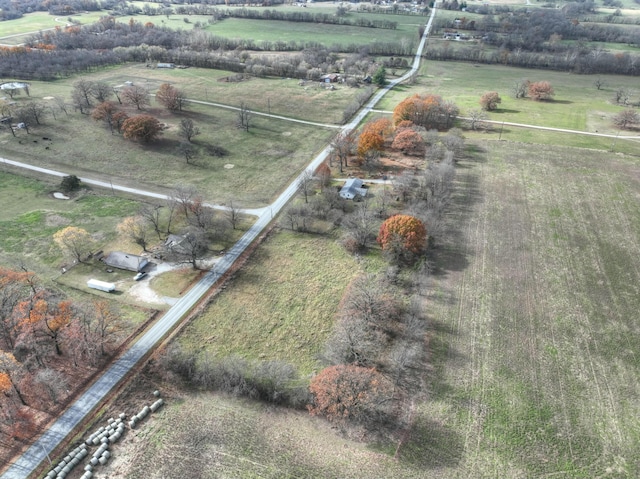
[0,171,140,272]
[0,11,105,45]
[176,229,363,376]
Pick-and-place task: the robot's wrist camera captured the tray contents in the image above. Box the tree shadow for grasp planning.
[395,416,464,469]
[493,108,519,114]
[549,99,572,105]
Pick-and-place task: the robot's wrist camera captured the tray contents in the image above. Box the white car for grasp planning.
[133,272,147,281]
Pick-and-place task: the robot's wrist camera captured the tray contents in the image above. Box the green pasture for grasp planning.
[206,16,417,49]
[176,229,362,376]
[0,11,105,45]
[378,60,640,137]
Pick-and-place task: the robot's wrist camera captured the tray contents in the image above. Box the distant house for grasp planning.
[157,63,175,69]
[339,178,368,200]
[320,73,339,83]
[103,252,148,272]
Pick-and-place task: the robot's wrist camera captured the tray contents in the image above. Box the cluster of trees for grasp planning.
[160,346,309,408]
[0,0,103,20]
[428,6,640,75]
[311,272,429,433]
[0,266,125,442]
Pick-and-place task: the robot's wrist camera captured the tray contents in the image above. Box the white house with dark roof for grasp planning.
[339,178,368,200]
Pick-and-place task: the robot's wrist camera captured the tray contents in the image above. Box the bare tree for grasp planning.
[179,118,200,142]
[54,97,69,116]
[177,141,196,164]
[91,81,113,103]
[330,131,356,173]
[466,109,489,130]
[225,200,241,230]
[171,185,197,221]
[21,102,46,125]
[72,79,94,113]
[176,227,209,269]
[342,201,378,250]
[122,85,150,110]
[512,79,529,99]
[297,170,315,204]
[139,203,164,239]
[237,101,253,131]
[593,77,606,90]
[34,369,68,404]
[612,109,640,129]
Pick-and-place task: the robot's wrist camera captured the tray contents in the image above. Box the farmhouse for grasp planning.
[339,178,368,200]
[103,251,148,272]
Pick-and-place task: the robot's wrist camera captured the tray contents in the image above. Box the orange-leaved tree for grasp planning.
[393,93,458,130]
[156,83,185,111]
[391,128,425,156]
[377,214,427,255]
[122,114,162,143]
[357,118,392,158]
[308,364,393,424]
[528,81,554,101]
[480,91,501,111]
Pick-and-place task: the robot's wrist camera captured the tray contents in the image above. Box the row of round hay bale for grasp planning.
[150,398,164,412]
[129,405,150,428]
[46,444,88,478]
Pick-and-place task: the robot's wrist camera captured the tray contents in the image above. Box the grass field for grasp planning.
[107,137,640,478]
[0,171,140,271]
[176,229,363,376]
[0,85,337,207]
[207,15,419,49]
[0,11,105,45]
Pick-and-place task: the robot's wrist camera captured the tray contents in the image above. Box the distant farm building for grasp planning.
[103,252,148,272]
[320,73,339,83]
[339,178,368,200]
[157,63,175,69]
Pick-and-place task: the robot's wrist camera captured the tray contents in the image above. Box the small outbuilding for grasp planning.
[339,178,368,200]
[103,252,148,272]
[156,63,175,69]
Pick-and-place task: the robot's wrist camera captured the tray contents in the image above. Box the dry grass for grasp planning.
[176,229,362,376]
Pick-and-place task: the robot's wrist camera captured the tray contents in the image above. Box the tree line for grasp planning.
[0,17,414,80]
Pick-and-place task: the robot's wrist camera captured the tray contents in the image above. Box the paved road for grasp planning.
[0,5,438,479]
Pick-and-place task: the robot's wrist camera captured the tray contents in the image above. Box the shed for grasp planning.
[103,252,148,272]
[339,178,368,200]
[320,73,339,83]
[157,63,175,69]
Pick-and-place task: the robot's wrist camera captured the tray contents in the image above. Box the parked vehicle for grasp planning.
[87,279,116,292]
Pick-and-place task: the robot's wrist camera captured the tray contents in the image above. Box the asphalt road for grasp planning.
[0,7,437,478]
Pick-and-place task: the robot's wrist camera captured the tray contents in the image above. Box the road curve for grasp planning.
[0,4,438,477]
